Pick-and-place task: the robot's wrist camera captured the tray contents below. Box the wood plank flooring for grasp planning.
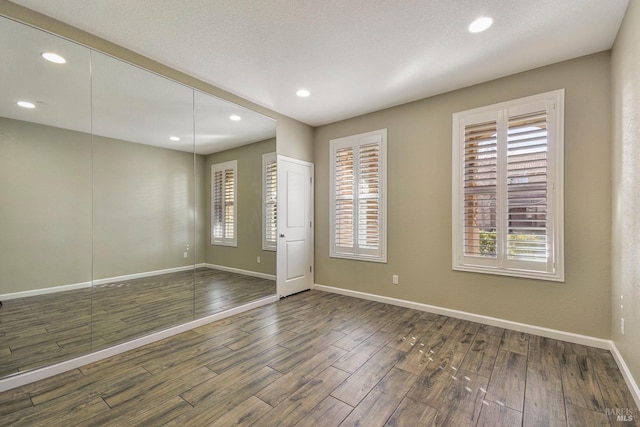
[0,267,275,377]
[0,290,637,426]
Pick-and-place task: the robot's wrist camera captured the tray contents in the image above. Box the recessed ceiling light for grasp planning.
[296,89,310,98]
[41,52,66,64]
[17,101,36,109]
[468,17,493,33]
[169,136,180,141]
[229,115,242,121]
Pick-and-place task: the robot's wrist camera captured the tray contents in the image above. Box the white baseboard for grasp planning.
[0,264,208,300]
[0,295,278,393]
[314,284,640,407]
[0,281,92,300]
[313,283,611,349]
[609,342,640,411]
[0,263,274,300]
[203,263,276,281]
[92,264,201,286]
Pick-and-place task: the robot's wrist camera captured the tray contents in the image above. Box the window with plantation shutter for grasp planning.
[262,153,277,251]
[452,90,564,281]
[211,160,237,246]
[330,129,387,262]
[462,119,498,259]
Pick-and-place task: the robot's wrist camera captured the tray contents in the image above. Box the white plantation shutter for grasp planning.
[262,153,277,250]
[211,160,237,246]
[453,90,564,281]
[506,110,548,263]
[335,146,355,248]
[213,169,223,238]
[358,143,381,250]
[330,129,387,262]
[463,119,498,259]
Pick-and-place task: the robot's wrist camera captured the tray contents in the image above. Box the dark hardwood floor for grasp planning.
[0,267,276,377]
[0,290,637,426]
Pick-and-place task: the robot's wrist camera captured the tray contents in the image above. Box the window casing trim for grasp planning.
[452,90,565,282]
[330,128,387,263]
[211,160,238,247]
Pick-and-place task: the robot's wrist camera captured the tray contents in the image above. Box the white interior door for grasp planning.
[277,155,314,297]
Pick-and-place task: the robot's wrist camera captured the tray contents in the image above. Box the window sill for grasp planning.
[212,242,237,247]
[453,264,564,283]
[330,252,387,263]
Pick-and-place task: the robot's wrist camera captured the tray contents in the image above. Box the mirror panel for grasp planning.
[194,90,276,318]
[0,17,92,376]
[0,15,279,381]
[90,51,196,350]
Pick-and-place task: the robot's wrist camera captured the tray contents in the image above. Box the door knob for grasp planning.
[280,233,286,238]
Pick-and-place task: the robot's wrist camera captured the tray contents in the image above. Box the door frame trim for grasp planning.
[276,155,314,298]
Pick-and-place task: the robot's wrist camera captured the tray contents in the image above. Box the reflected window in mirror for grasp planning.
[263,152,277,251]
[212,160,237,246]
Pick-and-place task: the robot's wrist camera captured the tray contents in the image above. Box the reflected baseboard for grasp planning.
[203,263,275,281]
[0,264,208,300]
[0,281,92,301]
[0,294,278,393]
[92,264,206,286]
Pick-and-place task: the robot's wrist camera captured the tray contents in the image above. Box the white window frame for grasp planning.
[262,152,277,251]
[452,90,564,282]
[211,160,237,247]
[330,129,387,263]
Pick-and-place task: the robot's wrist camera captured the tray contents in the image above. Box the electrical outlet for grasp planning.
[257,256,261,263]
[183,252,188,258]
[392,275,399,285]
[621,317,625,335]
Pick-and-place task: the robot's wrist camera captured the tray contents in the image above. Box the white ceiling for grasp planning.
[9,0,629,127]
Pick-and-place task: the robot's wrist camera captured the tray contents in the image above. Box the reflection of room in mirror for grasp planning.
[0,15,94,379]
[0,288,93,378]
[91,268,275,351]
[0,15,277,382]
[205,138,277,279]
[0,266,275,376]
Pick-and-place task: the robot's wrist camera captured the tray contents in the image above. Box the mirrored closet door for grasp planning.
[194,91,277,319]
[0,17,93,376]
[0,14,278,382]
[90,51,196,351]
